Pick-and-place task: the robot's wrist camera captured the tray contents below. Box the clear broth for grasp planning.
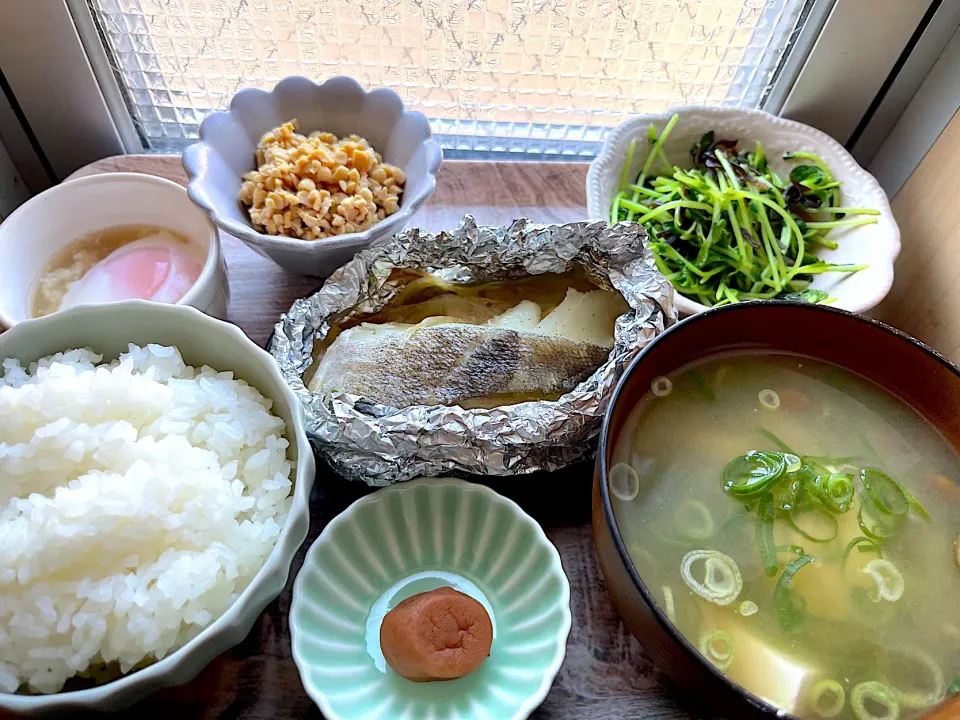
[611,352,960,719]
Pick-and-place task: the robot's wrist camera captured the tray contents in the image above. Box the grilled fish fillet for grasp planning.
[309,318,610,408]
[309,288,627,408]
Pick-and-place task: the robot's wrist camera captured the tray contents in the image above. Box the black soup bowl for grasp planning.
[592,301,960,720]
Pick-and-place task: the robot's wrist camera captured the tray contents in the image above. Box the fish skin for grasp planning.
[310,320,610,408]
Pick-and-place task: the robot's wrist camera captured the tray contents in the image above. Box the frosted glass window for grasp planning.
[90,0,811,158]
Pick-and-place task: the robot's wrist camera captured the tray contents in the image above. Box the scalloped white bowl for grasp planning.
[183,76,443,277]
[0,301,315,715]
[290,478,571,720]
[586,106,900,316]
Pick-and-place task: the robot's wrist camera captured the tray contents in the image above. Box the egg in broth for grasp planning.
[31,224,205,317]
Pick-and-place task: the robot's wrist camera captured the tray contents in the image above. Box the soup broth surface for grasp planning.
[611,352,960,720]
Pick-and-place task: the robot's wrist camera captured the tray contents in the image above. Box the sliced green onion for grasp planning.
[777,476,806,512]
[903,485,931,520]
[630,454,655,480]
[720,505,750,533]
[651,375,673,397]
[776,544,806,557]
[817,472,855,512]
[629,545,659,574]
[789,504,839,543]
[809,678,846,718]
[775,554,815,631]
[799,459,833,477]
[784,453,802,473]
[842,536,882,566]
[698,629,735,671]
[795,463,853,512]
[863,559,904,602]
[689,368,716,402]
[760,428,795,454]
[880,647,945,710]
[723,451,787,498]
[835,461,863,475]
[662,585,676,624]
[674,500,716,540]
[850,681,900,720]
[680,550,743,606]
[758,388,781,410]
[861,468,909,516]
[609,462,641,501]
[858,502,897,543]
[756,493,778,576]
[650,527,696,548]
[738,600,758,617]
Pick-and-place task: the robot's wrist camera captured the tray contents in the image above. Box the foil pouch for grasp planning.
[269,216,676,485]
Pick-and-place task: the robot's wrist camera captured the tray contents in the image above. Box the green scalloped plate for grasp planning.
[290,477,571,720]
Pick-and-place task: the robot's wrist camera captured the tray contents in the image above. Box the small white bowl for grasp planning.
[0,173,228,329]
[586,106,900,316]
[182,75,443,277]
[0,301,315,714]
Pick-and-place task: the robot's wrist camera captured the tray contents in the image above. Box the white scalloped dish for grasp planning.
[183,76,443,277]
[586,106,900,316]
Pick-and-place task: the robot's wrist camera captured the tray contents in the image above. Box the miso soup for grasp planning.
[610,352,960,719]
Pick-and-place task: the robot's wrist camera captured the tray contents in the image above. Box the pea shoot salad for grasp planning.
[610,115,880,307]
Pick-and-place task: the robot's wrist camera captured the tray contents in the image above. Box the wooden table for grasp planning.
[63,156,705,719]
[874,109,960,363]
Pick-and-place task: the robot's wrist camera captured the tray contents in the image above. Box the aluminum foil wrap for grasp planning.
[269,216,676,485]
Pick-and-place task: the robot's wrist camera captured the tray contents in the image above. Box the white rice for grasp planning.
[0,344,294,695]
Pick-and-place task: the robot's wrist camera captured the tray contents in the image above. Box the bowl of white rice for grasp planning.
[0,301,314,714]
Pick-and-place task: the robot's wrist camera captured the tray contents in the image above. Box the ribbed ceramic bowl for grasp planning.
[0,301,315,715]
[183,75,443,277]
[291,478,571,720]
[586,106,900,316]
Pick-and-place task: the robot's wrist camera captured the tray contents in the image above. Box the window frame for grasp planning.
[0,0,939,180]
[855,1,960,196]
